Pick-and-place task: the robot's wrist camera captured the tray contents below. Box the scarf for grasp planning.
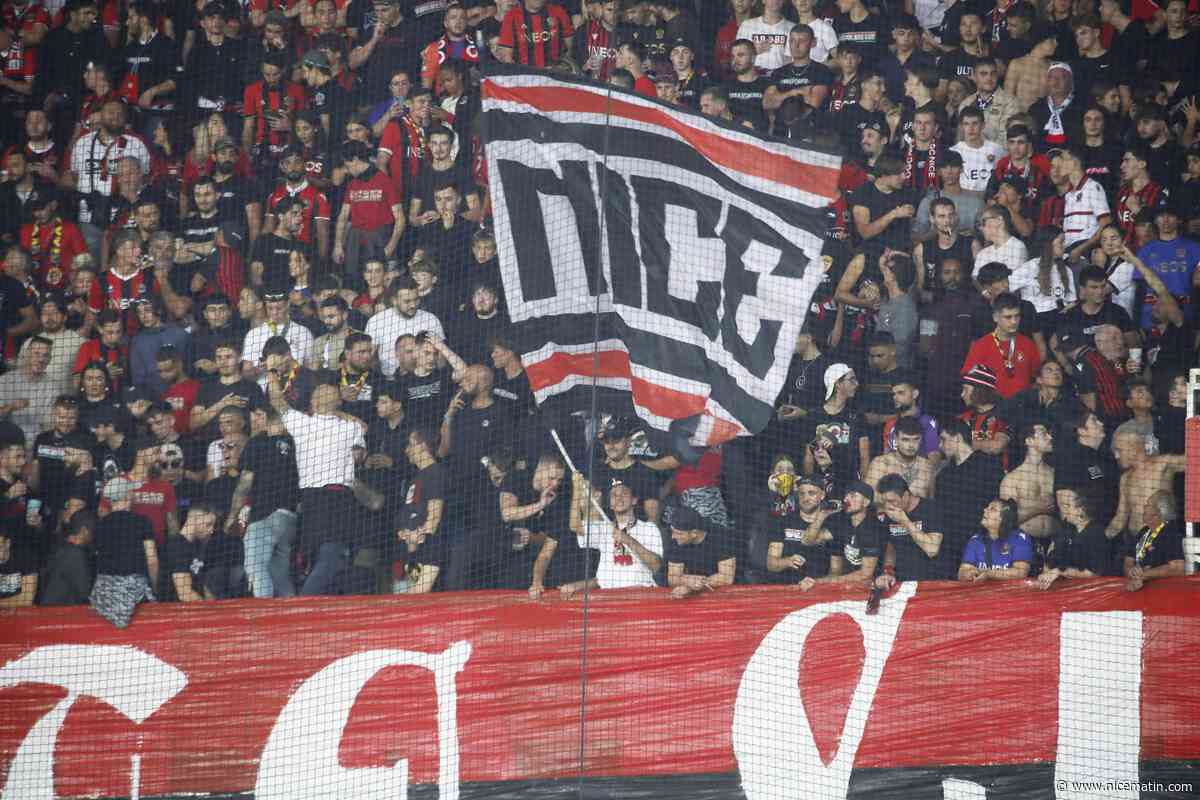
[904,138,938,190]
[1134,523,1165,566]
[1044,93,1073,142]
[340,365,367,396]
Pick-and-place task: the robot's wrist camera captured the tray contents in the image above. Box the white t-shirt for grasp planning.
[951,139,1005,192]
[736,16,794,71]
[1009,257,1078,314]
[974,237,1029,277]
[364,308,445,378]
[803,18,838,63]
[581,518,663,590]
[1062,178,1110,248]
[69,131,152,223]
[1102,258,1137,315]
[243,321,315,373]
[281,409,364,489]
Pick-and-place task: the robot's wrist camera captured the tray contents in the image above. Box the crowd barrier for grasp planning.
[2,580,1198,799]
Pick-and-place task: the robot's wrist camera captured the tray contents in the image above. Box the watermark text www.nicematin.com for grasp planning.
[1055,779,1193,793]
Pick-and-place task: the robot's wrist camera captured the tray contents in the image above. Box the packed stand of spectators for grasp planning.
[0,0,1194,622]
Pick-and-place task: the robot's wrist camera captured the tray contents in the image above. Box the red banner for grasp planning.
[1,580,1198,799]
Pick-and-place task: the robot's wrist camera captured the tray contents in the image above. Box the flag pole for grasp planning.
[549,428,612,525]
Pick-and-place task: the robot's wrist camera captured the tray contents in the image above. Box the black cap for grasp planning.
[122,385,150,405]
[844,480,874,502]
[200,1,224,17]
[597,415,636,441]
[669,505,703,531]
[940,150,964,168]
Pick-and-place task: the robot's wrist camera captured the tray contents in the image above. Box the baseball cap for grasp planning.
[844,480,874,503]
[200,1,225,18]
[89,405,118,428]
[122,385,150,405]
[300,49,331,71]
[597,415,635,441]
[669,36,694,53]
[212,136,237,153]
[794,475,825,491]
[669,505,703,532]
[102,475,138,504]
[1047,62,1072,76]
[824,363,853,400]
[961,364,999,391]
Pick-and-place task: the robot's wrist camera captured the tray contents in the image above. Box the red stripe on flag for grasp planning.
[527,347,708,422]
[484,81,839,199]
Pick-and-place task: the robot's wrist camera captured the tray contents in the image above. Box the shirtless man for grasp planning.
[1106,431,1187,540]
[1003,35,1056,110]
[1000,423,1056,540]
[864,417,933,498]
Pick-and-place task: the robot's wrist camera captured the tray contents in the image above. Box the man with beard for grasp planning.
[919,257,990,415]
[65,98,152,240]
[394,426,447,594]
[416,181,477,275]
[451,284,509,366]
[20,191,85,292]
[30,296,85,392]
[242,289,316,377]
[1036,488,1112,589]
[184,2,244,114]
[208,139,261,244]
[335,332,384,423]
[1107,429,1187,542]
[162,504,219,602]
[798,481,885,592]
[128,297,189,398]
[573,0,627,83]
[1000,359,1081,437]
[879,379,941,462]
[723,39,770,130]
[763,474,834,584]
[264,148,332,260]
[310,296,353,371]
[802,364,870,499]
[242,51,306,177]
[589,416,661,523]
[865,416,934,498]
[364,276,444,378]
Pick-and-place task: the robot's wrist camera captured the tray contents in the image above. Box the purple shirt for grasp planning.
[882,412,940,456]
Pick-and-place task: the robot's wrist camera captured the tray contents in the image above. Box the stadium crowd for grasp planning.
[0,0,1193,623]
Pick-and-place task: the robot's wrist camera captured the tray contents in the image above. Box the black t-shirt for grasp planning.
[833,102,888,158]
[34,429,94,511]
[412,163,476,213]
[446,399,513,493]
[934,452,1004,561]
[308,79,354,138]
[194,378,265,442]
[250,233,299,290]
[499,469,571,540]
[833,14,887,65]
[827,510,886,575]
[0,542,33,597]
[492,368,536,420]
[850,182,919,252]
[1125,521,1185,569]
[589,460,663,519]
[724,75,771,130]
[665,525,737,577]
[94,510,154,576]
[93,437,138,487]
[878,499,949,580]
[772,61,834,95]
[239,433,299,523]
[937,49,977,83]
[1053,440,1120,527]
[393,367,456,430]
[162,535,206,602]
[1054,301,1134,350]
[398,460,446,531]
[0,273,33,347]
[804,405,868,496]
[1048,520,1112,575]
[765,506,832,581]
[365,416,413,472]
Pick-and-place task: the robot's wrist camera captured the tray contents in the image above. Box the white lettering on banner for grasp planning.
[255,642,472,800]
[731,582,916,800]
[0,645,187,800]
[1055,612,1141,800]
[943,778,988,799]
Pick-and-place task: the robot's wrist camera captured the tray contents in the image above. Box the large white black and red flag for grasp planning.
[481,68,841,447]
